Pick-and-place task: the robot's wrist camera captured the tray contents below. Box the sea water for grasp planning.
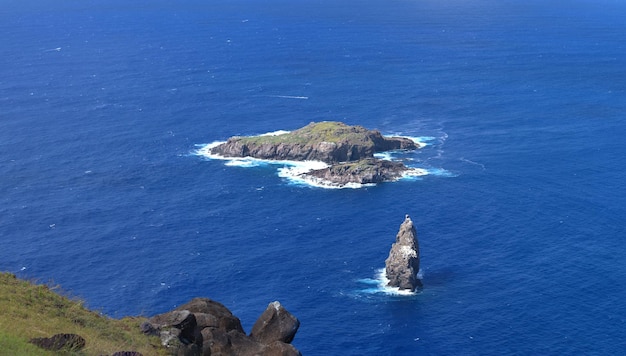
[1,0,626,354]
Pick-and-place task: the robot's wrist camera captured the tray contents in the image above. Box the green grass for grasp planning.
[0,272,166,355]
[238,121,375,145]
[0,331,50,355]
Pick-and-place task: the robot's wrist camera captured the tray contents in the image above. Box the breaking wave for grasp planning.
[357,268,423,296]
[193,132,452,189]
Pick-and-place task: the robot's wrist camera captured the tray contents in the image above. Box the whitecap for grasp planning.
[263,95,308,100]
[406,136,437,147]
[373,152,394,160]
[278,166,374,189]
[357,268,422,296]
[424,167,456,177]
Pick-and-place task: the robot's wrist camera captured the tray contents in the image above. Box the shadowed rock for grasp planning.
[29,333,86,352]
[175,298,244,333]
[250,301,300,344]
[146,297,301,356]
[385,214,422,291]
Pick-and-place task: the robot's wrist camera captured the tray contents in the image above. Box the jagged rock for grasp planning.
[307,158,409,185]
[228,330,265,355]
[385,214,422,291]
[201,327,231,355]
[193,312,220,329]
[250,301,300,344]
[29,333,86,351]
[148,298,301,356]
[140,320,160,336]
[175,298,244,333]
[150,310,198,346]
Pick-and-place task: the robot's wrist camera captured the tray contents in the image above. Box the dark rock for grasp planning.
[228,329,265,355]
[385,215,422,291]
[29,333,86,351]
[307,158,410,185]
[194,312,220,329]
[112,352,144,356]
[175,298,244,333]
[151,298,302,356]
[263,341,302,356]
[250,301,300,344]
[201,327,232,355]
[140,320,160,336]
[150,310,198,346]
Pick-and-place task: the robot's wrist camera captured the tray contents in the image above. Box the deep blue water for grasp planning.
[2,0,626,354]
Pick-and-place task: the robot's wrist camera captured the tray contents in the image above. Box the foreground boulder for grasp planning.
[385,215,422,291]
[144,298,301,356]
[250,301,300,344]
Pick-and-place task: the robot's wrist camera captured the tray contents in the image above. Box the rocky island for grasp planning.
[209,121,422,186]
[385,215,422,292]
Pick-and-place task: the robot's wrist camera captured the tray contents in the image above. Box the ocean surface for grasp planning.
[1,0,625,354]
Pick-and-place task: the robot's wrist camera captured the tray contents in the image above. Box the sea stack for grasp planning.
[385,214,422,291]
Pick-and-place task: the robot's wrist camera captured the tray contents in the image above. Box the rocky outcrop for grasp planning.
[143,298,301,356]
[307,158,409,185]
[210,121,418,164]
[385,215,422,291]
[250,301,300,344]
[209,121,421,186]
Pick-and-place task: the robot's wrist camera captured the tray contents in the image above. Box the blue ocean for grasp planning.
[2,0,625,354]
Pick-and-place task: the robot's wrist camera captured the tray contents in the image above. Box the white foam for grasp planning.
[224,159,261,168]
[405,136,436,147]
[264,95,309,100]
[373,152,394,160]
[278,166,374,189]
[194,141,227,160]
[423,167,456,177]
[358,268,421,296]
[402,168,429,178]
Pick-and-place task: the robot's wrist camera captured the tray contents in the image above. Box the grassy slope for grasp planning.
[239,121,375,145]
[0,272,166,355]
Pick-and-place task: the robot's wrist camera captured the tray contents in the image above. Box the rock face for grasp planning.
[143,297,301,356]
[307,158,409,185]
[210,121,418,164]
[385,215,422,291]
[209,121,421,186]
[250,301,300,344]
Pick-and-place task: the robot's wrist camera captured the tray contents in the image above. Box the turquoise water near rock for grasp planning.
[2,0,625,354]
